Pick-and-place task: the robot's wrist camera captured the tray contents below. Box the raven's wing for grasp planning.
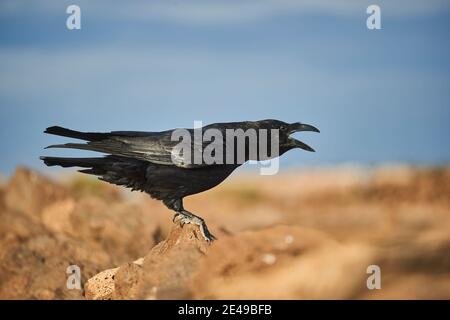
[44,126,226,168]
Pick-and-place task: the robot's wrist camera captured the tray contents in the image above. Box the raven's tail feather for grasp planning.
[44,126,107,141]
[40,156,148,192]
[40,156,108,169]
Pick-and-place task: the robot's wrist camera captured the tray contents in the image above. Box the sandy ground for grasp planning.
[0,165,449,299]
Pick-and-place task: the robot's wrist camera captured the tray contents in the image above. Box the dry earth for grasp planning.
[0,166,449,299]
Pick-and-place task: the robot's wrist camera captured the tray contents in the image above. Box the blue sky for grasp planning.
[0,0,449,174]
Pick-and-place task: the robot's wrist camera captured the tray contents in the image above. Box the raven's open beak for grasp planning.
[287,122,320,152]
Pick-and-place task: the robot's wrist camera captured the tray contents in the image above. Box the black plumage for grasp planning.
[41,119,319,241]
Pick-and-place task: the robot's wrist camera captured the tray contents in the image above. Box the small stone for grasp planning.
[285,235,294,244]
[262,253,277,265]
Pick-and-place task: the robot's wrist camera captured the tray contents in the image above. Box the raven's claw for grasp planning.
[174,211,216,242]
[200,223,217,242]
[172,213,180,222]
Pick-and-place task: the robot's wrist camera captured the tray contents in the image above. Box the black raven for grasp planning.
[40,120,319,241]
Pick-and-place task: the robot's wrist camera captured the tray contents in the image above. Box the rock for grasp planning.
[0,185,5,210]
[134,223,208,299]
[190,225,371,299]
[0,223,112,299]
[69,196,161,265]
[84,257,146,300]
[2,166,450,299]
[0,168,162,299]
[41,199,75,234]
[84,224,352,300]
[84,267,119,300]
[4,167,70,217]
[193,242,376,299]
[84,223,209,299]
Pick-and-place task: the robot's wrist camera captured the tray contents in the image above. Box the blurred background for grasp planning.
[0,0,449,300]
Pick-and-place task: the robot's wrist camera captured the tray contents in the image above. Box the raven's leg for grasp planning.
[166,199,183,222]
[177,210,217,242]
[165,199,216,242]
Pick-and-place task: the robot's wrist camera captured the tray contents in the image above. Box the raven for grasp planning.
[41,119,319,241]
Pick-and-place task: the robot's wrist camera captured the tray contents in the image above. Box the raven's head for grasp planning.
[255,119,320,156]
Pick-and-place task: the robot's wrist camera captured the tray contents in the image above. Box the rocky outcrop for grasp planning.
[0,168,161,299]
[2,166,450,299]
[85,223,208,299]
[84,222,378,299]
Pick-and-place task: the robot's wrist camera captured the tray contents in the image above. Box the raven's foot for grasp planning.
[173,211,216,242]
